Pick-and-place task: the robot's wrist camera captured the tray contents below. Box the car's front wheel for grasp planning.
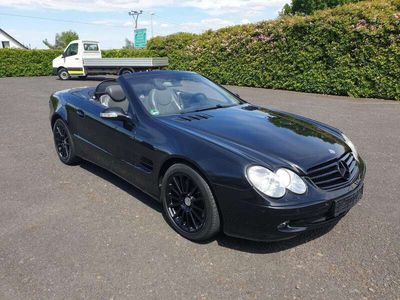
[52,119,80,165]
[161,163,220,242]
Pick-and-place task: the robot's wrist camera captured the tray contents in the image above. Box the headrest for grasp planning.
[153,79,167,90]
[105,85,125,102]
[134,83,154,96]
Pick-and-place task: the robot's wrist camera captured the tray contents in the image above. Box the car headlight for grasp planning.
[276,168,307,194]
[342,133,359,160]
[246,166,307,199]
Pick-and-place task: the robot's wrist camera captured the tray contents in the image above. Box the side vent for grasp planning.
[137,157,153,173]
[176,114,212,122]
[242,105,259,111]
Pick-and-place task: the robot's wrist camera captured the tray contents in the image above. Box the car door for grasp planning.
[63,42,84,75]
[72,90,153,191]
[73,98,132,166]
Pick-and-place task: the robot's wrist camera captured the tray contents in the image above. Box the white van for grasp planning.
[52,40,168,80]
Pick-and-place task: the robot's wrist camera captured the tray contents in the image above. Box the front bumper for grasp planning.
[214,180,364,242]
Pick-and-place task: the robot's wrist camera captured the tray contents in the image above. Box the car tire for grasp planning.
[161,163,220,242]
[58,68,71,80]
[52,119,80,165]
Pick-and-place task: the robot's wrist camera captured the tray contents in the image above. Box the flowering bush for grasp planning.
[148,0,400,100]
[1,0,399,100]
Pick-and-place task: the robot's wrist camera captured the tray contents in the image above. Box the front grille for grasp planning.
[307,152,358,190]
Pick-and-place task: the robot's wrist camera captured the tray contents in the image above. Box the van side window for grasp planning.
[84,43,99,51]
[65,43,78,56]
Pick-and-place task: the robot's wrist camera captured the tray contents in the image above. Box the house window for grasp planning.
[2,41,10,48]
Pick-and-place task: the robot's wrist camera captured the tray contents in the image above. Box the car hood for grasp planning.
[159,104,349,172]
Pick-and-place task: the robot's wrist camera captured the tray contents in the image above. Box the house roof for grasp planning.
[0,28,28,49]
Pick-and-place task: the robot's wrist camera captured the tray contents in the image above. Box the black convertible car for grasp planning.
[49,71,365,242]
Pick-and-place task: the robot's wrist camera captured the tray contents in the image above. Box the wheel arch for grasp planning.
[57,66,66,72]
[50,110,68,128]
[158,156,207,186]
[51,113,62,128]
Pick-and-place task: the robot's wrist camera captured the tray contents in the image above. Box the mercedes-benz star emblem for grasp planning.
[337,161,350,180]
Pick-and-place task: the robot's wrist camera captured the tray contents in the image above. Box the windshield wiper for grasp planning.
[191,104,234,113]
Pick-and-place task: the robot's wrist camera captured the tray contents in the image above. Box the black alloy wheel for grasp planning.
[161,164,220,241]
[52,119,80,165]
[166,173,206,232]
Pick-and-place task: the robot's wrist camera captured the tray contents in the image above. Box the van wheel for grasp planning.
[120,68,133,75]
[58,68,70,80]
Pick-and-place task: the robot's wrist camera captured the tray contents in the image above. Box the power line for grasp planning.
[0,12,129,28]
[0,11,184,28]
[0,11,190,41]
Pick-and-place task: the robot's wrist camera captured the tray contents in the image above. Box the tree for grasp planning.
[281,0,361,15]
[43,30,79,49]
[122,38,134,49]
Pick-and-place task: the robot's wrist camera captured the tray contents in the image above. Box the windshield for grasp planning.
[127,72,242,116]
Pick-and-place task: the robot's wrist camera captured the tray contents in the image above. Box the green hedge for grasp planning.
[1,0,399,100]
[102,49,157,58]
[0,49,61,77]
[0,49,157,77]
[148,0,400,100]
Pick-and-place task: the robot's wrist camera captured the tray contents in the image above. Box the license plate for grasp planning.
[334,187,363,217]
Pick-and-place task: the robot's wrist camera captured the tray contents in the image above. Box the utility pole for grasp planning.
[128,10,143,29]
[150,12,155,38]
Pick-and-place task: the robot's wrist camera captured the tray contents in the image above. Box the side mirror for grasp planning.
[62,52,66,58]
[100,107,132,124]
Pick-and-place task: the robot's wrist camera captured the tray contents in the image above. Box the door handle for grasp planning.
[75,58,79,60]
[76,110,85,118]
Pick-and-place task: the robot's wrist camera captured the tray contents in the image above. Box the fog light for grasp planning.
[277,221,290,230]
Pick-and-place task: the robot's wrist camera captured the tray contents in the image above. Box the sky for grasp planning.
[0,0,289,49]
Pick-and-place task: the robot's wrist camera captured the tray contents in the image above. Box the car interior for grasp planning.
[93,78,231,116]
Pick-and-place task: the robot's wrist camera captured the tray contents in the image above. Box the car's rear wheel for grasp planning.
[161,163,220,242]
[52,119,80,165]
[58,68,71,80]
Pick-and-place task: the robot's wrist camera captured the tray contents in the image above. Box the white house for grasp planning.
[0,28,28,49]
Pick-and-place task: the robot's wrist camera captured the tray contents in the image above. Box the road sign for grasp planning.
[134,28,147,48]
